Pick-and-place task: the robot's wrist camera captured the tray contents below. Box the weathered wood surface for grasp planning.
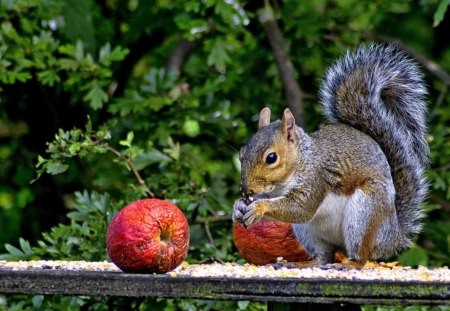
[0,268,449,305]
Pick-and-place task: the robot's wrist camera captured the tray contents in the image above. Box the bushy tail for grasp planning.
[319,43,429,240]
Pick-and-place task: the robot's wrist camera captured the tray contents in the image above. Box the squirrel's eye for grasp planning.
[265,152,278,165]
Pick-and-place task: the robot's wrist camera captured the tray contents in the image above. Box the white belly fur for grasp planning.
[309,192,349,246]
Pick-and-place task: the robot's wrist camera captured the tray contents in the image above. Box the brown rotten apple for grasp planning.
[107,198,189,273]
[233,220,311,265]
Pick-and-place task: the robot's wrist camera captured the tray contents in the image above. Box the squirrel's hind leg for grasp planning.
[292,223,336,266]
[343,184,396,267]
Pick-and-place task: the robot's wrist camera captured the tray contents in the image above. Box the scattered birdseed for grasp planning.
[0,260,448,283]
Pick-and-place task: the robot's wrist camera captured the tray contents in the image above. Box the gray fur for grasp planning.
[319,43,429,242]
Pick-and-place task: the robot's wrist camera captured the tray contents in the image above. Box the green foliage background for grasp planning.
[0,0,449,309]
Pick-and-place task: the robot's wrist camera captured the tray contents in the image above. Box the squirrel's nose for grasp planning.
[240,185,254,197]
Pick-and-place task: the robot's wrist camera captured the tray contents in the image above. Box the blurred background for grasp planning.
[0,0,449,309]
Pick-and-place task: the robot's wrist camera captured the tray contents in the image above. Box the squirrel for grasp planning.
[232,43,429,268]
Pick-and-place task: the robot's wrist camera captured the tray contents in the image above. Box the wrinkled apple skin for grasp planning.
[107,199,189,273]
[233,221,311,265]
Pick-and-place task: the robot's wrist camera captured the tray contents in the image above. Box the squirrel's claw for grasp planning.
[241,200,264,228]
[232,198,261,227]
[242,209,262,228]
[232,197,265,228]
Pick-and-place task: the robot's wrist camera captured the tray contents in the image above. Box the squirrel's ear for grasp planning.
[281,108,298,144]
[258,108,271,128]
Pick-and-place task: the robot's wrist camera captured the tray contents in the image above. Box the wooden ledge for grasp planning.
[1,265,449,305]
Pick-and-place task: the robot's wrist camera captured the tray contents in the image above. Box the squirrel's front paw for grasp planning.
[232,199,247,223]
[232,199,265,228]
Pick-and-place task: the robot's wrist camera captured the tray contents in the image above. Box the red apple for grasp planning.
[233,221,311,265]
[106,198,189,273]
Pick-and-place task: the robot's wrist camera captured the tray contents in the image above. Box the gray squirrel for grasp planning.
[232,44,429,268]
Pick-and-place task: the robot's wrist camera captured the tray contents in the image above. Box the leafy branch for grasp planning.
[34,118,154,197]
[97,136,154,198]
[0,191,115,261]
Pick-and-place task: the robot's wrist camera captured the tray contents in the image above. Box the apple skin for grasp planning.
[107,199,189,273]
[233,221,311,265]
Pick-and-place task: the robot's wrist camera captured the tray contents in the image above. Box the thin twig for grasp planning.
[101,144,155,198]
[203,221,225,264]
[429,197,450,212]
[194,215,231,224]
[204,221,217,248]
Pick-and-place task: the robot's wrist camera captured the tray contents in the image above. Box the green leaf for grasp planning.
[74,40,85,61]
[45,161,69,175]
[58,44,75,57]
[68,142,81,155]
[0,254,15,260]
[84,84,108,110]
[85,116,93,132]
[100,44,129,66]
[133,149,173,170]
[434,0,450,27]
[5,243,24,257]
[232,152,241,172]
[164,137,181,161]
[31,295,44,308]
[19,238,34,256]
[58,58,79,71]
[37,70,61,86]
[99,43,111,63]
[119,131,134,147]
[36,155,47,168]
[145,96,173,111]
[67,211,90,222]
[237,300,250,310]
[0,71,32,84]
[108,46,129,62]
[207,38,231,69]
